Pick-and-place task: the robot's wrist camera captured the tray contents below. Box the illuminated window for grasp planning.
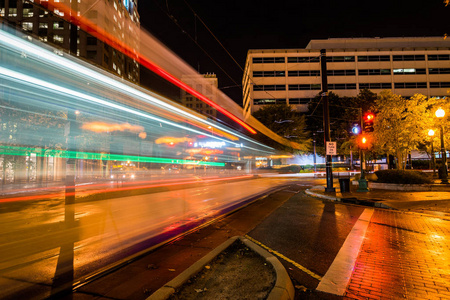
[22,22,33,32]
[53,35,63,43]
[393,68,426,75]
[39,23,48,29]
[8,8,17,17]
[113,63,117,70]
[53,21,64,30]
[39,36,48,42]
[23,8,33,17]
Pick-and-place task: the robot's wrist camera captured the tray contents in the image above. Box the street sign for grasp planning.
[326,141,337,155]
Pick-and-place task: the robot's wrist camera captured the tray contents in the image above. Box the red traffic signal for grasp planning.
[363,112,375,132]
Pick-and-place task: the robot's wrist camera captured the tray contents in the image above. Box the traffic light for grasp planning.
[359,135,369,149]
[363,113,375,132]
[351,123,360,135]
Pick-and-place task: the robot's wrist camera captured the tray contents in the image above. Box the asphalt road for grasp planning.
[0,176,292,299]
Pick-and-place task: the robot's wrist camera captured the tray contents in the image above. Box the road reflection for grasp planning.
[0,177,288,299]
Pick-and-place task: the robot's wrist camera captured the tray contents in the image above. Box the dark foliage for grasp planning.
[374,169,433,184]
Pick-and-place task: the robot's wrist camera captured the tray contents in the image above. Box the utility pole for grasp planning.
[320,49,335,192]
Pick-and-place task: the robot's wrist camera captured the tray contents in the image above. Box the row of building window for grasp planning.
[253,68,450,77]
[253,54,450,64]
[253,96,448,106]
[253,98,313,105]
[253,82,450,91]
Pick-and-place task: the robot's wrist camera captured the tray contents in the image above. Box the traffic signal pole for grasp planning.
[320,49,335,192]
[357,108,369,192]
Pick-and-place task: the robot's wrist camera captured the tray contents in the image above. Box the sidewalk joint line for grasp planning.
[244,235,323,281]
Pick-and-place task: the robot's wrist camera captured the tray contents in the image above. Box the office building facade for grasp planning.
[243,37,450,116]
[181,73,218,118]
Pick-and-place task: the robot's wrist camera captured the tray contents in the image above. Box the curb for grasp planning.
[305,188,392,209]
[146,236,295,300]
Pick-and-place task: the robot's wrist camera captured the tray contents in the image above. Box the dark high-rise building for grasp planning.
[0,0,140,83]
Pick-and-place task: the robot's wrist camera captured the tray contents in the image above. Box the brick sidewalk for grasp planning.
[344,210,450,300]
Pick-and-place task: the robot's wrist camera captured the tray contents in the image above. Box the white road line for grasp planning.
[316,208,374,295]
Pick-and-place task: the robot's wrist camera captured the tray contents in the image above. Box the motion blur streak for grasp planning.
[0,25,288,299]
[0,28,268,148]
[0,175,253,204]
[34,0,257,134]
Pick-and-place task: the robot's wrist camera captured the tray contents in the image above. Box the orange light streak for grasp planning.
[38,2,256,134]
[0,175,253,204]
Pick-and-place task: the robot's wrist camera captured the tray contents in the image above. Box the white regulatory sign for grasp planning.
[326,141,337,155]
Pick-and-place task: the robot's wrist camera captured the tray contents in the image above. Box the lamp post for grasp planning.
[435,108,448,184]
[428,129,436,177]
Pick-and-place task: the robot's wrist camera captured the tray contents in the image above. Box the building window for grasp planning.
[392,55,425,61]
[429,68,450,74]
[252,57,285,63]
[430,82,450,88]
[288,70,320,76]
[8,8,17,16]
[359,69,391,76]
[253,85,285,91]
[328,69,356,76]
[289,84,321,90]
[359,83,392,89]
[393,68,426,75]
[23,8,33,17]
[394,82,427,89]
[53,21,65,30]
[22,22,33,32]
[428,54,450,61]
[326,56,355,62]
[287,56,320,63]
[328,83,357,90]
[87,50,97,59]
[253,99,286,105]
[87,37,97,46]
[253,71,285,77]
[53,35,64,43]
[289,98,313,104]
[358,55,390,62]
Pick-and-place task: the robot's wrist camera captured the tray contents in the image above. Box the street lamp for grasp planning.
[435,108,448,184]
[428,129,436,177]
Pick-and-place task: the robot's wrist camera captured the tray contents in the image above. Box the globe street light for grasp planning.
[428,129,436,177]
[435,108,448,184]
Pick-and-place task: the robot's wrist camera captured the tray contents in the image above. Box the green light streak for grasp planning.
[0,145,225,166]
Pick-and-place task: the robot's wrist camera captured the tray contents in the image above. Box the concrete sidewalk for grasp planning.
[306,180,450,215]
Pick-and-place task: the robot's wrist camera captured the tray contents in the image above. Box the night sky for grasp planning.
[138,0,449,104]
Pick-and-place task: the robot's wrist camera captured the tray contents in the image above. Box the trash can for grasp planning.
[338,177,350,193]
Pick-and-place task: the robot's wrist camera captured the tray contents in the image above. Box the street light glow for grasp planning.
[436,107,445,118]
[428,129,435,137]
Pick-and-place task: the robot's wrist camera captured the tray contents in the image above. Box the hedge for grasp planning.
[374,170,433,184]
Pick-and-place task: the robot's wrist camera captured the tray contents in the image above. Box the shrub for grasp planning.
[374,170,433,184]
